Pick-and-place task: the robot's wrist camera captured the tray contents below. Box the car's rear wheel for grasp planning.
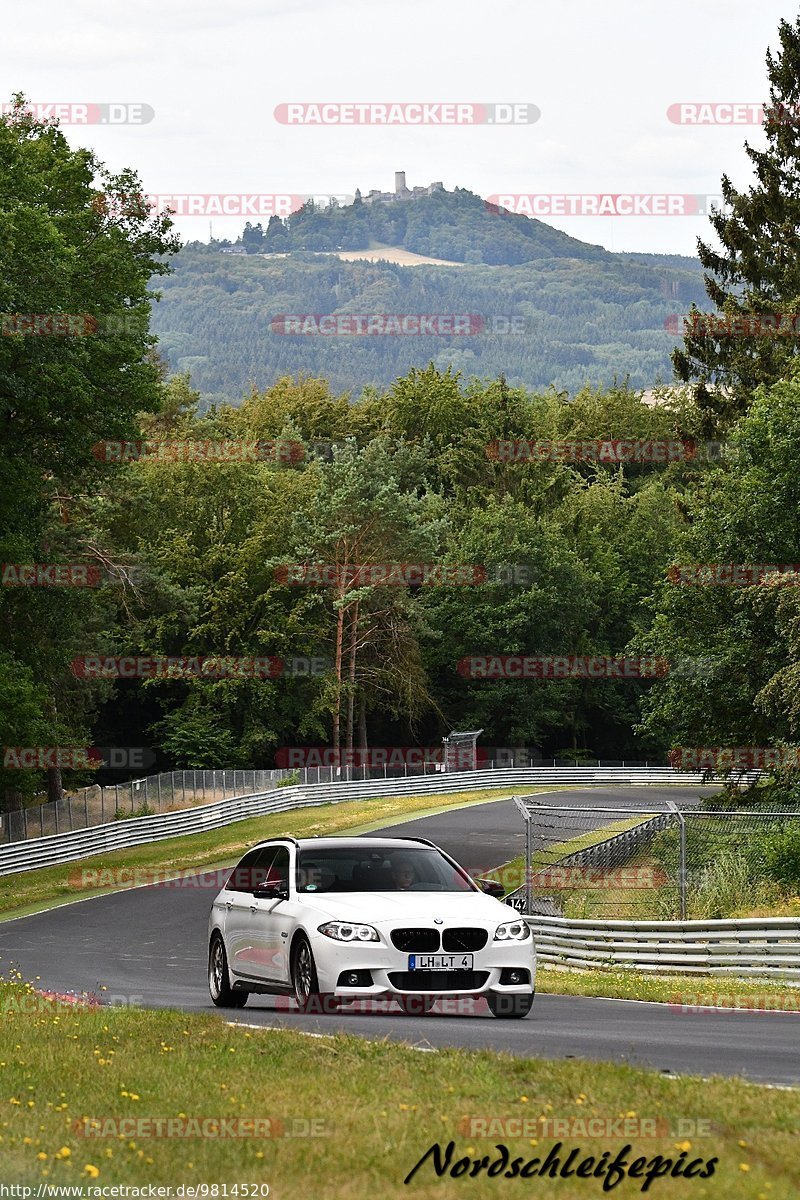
[487,990,534,1019]
[395,994,437,1015]
[208,934,248,1008]
[291,936,341,1013]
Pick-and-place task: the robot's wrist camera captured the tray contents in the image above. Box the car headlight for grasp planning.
[318,921,380,943]
[493,919,530,942]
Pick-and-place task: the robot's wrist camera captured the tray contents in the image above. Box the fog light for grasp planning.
[336,969,373,987]
[499,968,530,986]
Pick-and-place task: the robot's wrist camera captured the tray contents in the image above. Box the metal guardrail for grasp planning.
[0,767,706,877]
[529,914,800,978]
[8,758,682,845]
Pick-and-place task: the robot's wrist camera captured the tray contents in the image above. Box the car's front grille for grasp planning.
[388,970,490,992]
[390,928,440,953]
[442,927,488,952]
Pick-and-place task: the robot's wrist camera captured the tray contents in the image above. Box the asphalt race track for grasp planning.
[2,785,799,1087]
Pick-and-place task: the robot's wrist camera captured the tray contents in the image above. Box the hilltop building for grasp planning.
[362,172,445,205]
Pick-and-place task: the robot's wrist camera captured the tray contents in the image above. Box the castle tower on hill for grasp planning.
[363,173,445,205]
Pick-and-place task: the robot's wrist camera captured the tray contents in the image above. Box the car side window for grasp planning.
[226,848,273,894]
[266,847,290,891]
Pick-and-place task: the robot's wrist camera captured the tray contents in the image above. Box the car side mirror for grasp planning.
[253,882,288,901]
[478,878,505,899]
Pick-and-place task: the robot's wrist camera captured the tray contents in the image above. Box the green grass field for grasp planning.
[0,978,796,1198]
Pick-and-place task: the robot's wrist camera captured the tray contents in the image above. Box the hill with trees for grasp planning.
[150,190,705,406]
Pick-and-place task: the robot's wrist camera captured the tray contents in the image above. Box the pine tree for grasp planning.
[673,16,800,432]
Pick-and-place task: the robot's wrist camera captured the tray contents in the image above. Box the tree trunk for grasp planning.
[358,694,368,753]
[46,696,64,805]
[47,767,64,805]
[333,590,345,774]
[345,601,359,761]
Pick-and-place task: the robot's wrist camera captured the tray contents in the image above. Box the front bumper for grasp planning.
[310,929,536,998]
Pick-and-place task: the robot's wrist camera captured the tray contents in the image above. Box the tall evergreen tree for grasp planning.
[673,16,800,432]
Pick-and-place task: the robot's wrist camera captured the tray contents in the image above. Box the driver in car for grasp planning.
[391,857,416,890]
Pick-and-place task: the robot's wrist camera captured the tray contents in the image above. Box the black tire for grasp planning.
[291,936,340,1013]
[487,991,534,1019]
[395,994,436,1015]
[208,934,248,1008]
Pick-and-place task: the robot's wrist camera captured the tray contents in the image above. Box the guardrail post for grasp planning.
[85,790,89,827]
[666,800,687,919]
[101,786,105,823]
[525,803,533,916]
[679,812,687,919]
[22,807,27,840]
[114,783,119,815]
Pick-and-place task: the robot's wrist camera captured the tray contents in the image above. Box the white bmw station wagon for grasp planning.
[208,835,535,1018]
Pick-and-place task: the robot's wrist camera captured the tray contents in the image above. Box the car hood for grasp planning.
[303,890,512,925]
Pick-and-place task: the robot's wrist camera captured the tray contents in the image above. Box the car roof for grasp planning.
[249,836,438,852]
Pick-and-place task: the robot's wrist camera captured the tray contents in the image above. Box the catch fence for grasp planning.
[509,797,800,921]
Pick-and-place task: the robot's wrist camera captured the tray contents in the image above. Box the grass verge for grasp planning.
[0,979,796,1197]
[536,963,800,1006]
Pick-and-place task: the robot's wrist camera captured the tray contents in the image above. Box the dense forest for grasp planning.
[150,233,706,405]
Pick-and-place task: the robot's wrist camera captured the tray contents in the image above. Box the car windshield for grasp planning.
[295,846,477,893]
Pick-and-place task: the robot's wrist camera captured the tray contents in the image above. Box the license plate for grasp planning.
[408,954,473,971]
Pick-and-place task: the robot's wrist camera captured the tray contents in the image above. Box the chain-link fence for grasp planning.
[508,798,800,921]
[0,769,296,844]
[0,757,672,845]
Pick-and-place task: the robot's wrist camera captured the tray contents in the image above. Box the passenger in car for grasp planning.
[391,858,416,890]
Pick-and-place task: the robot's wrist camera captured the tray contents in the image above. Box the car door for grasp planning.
[222,848,265,976]
[248,846,294,984]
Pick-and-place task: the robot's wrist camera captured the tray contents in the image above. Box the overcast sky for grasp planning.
[3,0,791,255]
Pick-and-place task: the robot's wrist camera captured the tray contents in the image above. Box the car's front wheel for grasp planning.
[208,934,248,1008]
[291,935,340,1013]
[487,991,534,1019]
